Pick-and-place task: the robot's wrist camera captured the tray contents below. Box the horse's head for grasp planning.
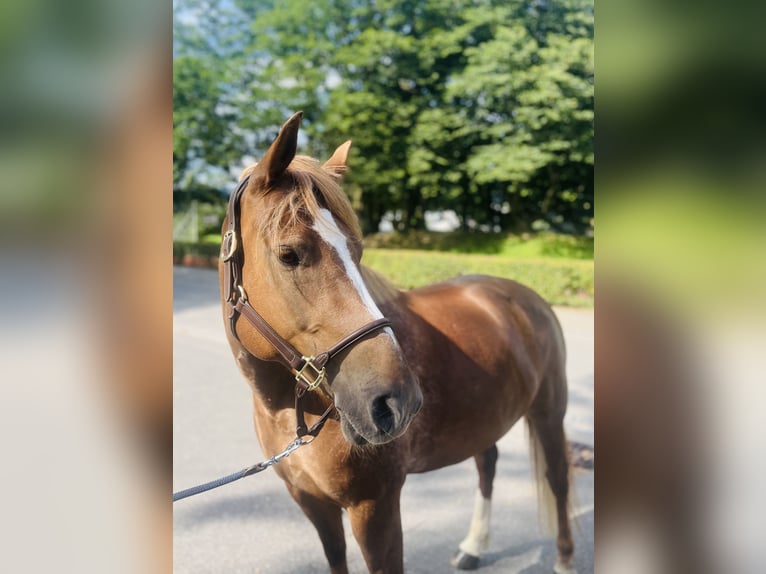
[225,112,422,446]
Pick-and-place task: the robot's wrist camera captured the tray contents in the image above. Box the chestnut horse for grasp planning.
[219,112,575,574]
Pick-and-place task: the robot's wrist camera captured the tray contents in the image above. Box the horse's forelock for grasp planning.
[249,155,362,247]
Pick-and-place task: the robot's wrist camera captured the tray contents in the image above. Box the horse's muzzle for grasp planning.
[338,386,423,446]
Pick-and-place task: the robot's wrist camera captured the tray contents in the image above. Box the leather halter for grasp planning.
[220,175,392,403]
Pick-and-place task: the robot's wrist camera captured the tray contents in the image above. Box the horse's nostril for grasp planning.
[370,394,398,435]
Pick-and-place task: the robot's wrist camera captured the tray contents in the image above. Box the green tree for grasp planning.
[173,0,256,192]
[412,1,593,232]
[174,0,594,233]
[173,55,240,190]
[322,0,490,232]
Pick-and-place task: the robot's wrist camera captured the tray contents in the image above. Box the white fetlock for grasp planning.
[553,557,577,574]
[458,490,492,556]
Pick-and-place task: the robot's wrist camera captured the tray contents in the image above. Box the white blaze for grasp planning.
[312,209,397,341]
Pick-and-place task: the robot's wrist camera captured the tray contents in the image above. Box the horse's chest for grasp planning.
[274,450,357,502]
[274,436,406,506]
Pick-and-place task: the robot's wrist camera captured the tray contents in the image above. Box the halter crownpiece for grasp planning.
[220,175,392,393]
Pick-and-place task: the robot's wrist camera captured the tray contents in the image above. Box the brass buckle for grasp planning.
[220,230,238,261]
[295,356,326,391]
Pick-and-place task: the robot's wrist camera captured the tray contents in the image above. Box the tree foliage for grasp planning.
[173,0,593,233]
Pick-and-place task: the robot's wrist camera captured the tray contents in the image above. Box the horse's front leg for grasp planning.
[348,491,404,574]
[286,485,349,574]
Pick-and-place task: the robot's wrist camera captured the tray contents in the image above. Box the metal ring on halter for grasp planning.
[220,230,238,261]
[295,356,326,391]
[237,285,248,302]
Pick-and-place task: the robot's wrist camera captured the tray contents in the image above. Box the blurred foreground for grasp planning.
[597,0,766,571]
[0,0,172,572]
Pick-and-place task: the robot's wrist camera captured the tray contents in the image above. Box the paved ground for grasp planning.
[173,266,593,573]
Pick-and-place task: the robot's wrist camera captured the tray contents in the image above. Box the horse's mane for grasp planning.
[246,155,362,246]
[360,265,401,306]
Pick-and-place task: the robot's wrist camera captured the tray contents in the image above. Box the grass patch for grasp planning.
[362,249,593,307]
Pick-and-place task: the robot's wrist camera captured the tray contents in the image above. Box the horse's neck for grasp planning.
[371,287,417,333]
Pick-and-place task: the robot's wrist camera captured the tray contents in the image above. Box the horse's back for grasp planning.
[408,274,564,364]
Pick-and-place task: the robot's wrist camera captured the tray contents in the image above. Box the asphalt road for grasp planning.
[173,265,593,573]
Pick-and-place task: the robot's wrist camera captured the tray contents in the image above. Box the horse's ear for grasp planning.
[256,111,303,185]
[323,140,352,180]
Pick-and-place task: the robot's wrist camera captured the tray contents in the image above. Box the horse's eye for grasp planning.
[277,246,301,268]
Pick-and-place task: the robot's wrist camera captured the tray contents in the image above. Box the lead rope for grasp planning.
[173,392,335,502]
[172,437,308,502]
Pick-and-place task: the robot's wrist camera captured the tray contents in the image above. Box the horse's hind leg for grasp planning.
[451,444,499,570]
[286,485,348,574]
[527,411,575,574]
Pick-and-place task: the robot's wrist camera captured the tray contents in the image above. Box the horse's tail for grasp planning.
[525,417,570,532]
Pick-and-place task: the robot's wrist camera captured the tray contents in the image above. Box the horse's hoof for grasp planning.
[553,558,576,574]
[451,549,480,570]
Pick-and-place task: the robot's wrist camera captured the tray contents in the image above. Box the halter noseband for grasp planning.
[220,175,392,398]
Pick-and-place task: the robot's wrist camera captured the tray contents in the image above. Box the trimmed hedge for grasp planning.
[364,231,593,260]
[362,249,593,308]
[173,241,221,267]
